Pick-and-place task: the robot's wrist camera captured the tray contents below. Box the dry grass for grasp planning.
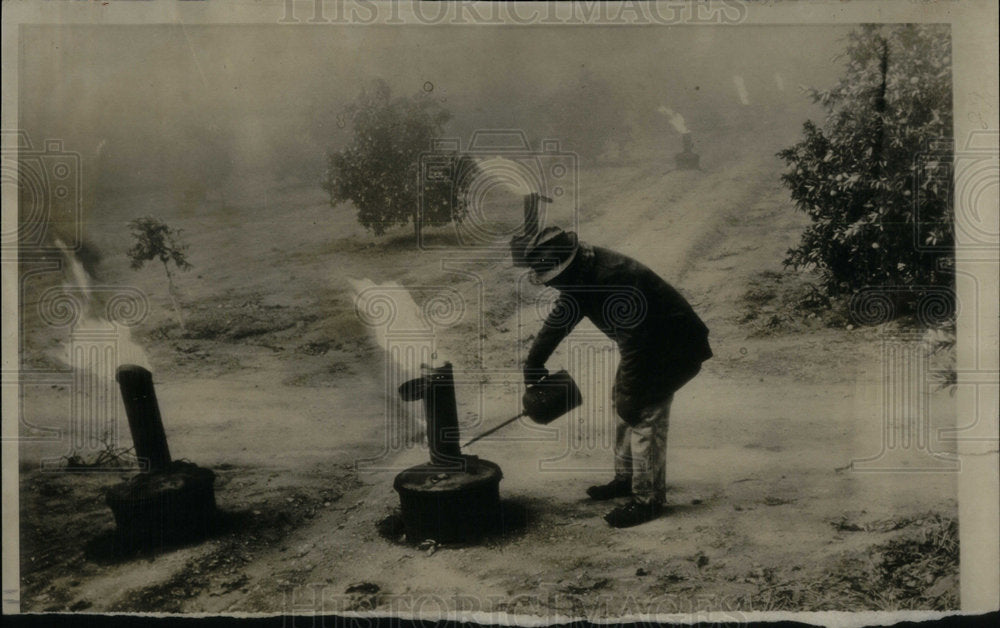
[737,270,850,336]
[752,513,959,611]
[62,431,138,470]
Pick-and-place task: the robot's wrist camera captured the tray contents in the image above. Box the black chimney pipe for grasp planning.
[398,362,463,466]
[675,133,700,170]
[116,365,172,473]
[423,363,462,466]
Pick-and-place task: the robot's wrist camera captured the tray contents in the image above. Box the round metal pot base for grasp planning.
[105,460,216,550]
[393,455,502,544]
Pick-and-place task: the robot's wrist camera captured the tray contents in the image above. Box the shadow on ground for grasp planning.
[83,508,255,565]
[376,497,533,548]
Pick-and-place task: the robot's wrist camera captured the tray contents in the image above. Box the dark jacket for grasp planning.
[526,245,712,424]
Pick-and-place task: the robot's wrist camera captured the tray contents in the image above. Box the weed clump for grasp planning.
[754,513,958,611]
[737,270,848,336]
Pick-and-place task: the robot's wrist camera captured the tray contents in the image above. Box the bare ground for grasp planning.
[17,134,958,616]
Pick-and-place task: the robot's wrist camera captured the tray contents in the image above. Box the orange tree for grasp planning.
[779,25,953,300]
[325,79,480,241]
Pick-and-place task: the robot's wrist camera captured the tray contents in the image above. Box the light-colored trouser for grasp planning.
[613,394,672,505]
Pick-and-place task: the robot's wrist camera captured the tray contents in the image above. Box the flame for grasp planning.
[656,105,689,135]
[733,75,751,105]
[54,238,152,371]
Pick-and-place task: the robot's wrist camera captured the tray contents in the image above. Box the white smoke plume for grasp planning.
[733,75,751,105]
[57,237,92,293]
[349,277,451,445]
[348,278,454,376]
[773,72,785,92]
[349,278,425,367]
[656,105,690,134]
[53,238,152,371]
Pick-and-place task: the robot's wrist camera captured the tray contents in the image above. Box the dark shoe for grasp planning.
[604,499,662,528]
[586,477,632,501]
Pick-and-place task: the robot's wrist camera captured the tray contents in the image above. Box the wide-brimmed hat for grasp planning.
[525,226,579,285]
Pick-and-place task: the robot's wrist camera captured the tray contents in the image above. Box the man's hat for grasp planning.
[525,226,579,285]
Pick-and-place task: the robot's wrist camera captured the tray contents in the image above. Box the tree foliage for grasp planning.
[127,216,192,328]
[778,25,953,297]
[324,79,480,238]
[127,216,192,272]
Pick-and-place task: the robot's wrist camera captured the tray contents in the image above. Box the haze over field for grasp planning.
[21,25,849,208]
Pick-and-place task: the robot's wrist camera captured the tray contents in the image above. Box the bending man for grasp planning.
[522,227,712,528]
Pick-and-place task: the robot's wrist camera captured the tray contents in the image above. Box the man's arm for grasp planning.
[524,292,583,383]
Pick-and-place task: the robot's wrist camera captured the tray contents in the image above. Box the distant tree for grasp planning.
[324,79,481,241]
[778,25,953,300]
[127,216,192,329]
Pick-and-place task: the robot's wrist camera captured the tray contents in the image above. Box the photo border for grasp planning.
[2,0,996,621]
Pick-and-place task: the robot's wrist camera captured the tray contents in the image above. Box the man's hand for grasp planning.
[523,366,549,387]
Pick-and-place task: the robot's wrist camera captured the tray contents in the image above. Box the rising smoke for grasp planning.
[656,106,690,135]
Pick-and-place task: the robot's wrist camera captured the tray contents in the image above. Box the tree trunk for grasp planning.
[412,211,422,247]
[162,261,186,332]
[871,37,889,176]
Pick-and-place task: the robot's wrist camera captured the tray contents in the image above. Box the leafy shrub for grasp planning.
[325,79,480,240]
[778,25,953,298]
[127,216,192,329]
